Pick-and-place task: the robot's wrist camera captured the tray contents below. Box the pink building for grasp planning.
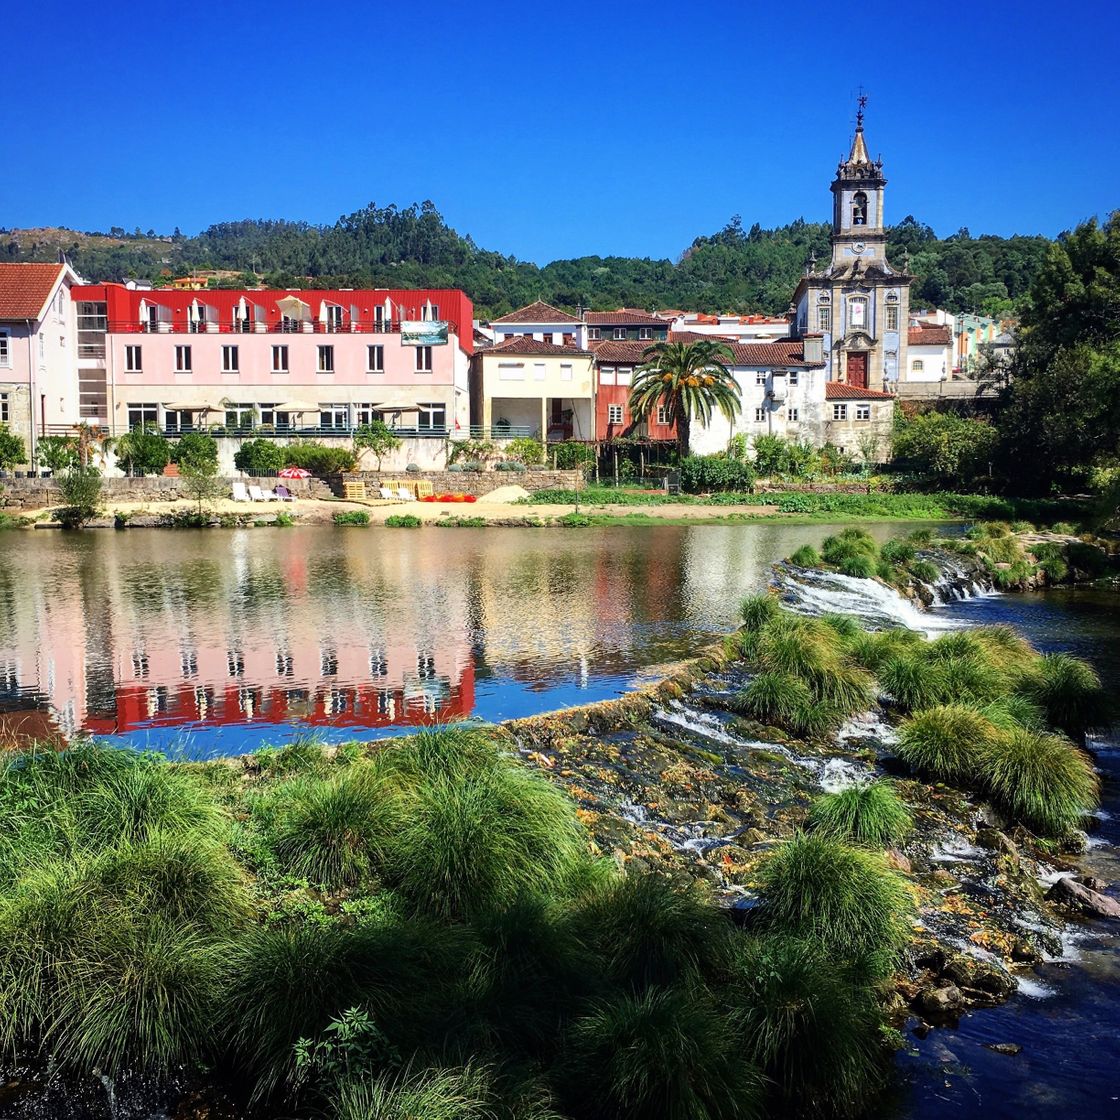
[69,284,474,463]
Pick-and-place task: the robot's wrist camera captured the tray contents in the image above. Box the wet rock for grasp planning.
[941,954,1016,1003]
[1010,938,1043,964]
[984,1042,1023,1056]
[1080,875,1109,892]
[912,944,947,973]
[976,828,1018,858]
[914,983,965,1017]
[886,848,912,873]
[1046,875,1120,918]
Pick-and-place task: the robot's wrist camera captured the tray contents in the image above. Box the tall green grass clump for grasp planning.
[1014,652,1111,741]
[755,834,913,978]
[789,544,820,567]
[980,728,1099,836]
[332,1064,496,1120]
[739,592,781,633]
[895,705,1000,784]
[807,782,912,848]
[732,934,887,1116]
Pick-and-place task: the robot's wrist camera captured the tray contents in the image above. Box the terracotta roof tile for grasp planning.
[486,335,592,357]
[908,325,952,347]
[584,308,669,326]
[491,300,581,325]
[666,333,822,369]
[825,382,895,400]
[588,340,651,362]
[0,263,66,320]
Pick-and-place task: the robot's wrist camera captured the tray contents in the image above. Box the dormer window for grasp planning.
[639,327,653,340]
[852,191,868,226]
[588,327,600,340]
[613,327,627,340]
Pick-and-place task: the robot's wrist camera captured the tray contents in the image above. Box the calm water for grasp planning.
[894,588,1120,1117]
[0,522,926,757]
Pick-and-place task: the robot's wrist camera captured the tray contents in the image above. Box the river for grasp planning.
[0,524,1116,1115]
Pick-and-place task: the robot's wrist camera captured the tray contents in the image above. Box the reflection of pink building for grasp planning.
[69,284,474,447]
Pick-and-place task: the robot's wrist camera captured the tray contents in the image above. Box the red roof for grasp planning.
[667,333,821,369]
[486,335,591,357]
[491,300,581,325]
[588,340,650,362]
[584,308,669,326]
[908,325,952,347]
[826,382,895,400]
[0,263,67,320]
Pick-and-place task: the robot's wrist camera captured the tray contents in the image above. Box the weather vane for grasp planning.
[856,88,867,130]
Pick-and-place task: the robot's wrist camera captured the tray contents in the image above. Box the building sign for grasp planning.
[401,320,449,346]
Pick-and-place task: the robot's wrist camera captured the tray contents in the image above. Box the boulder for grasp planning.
[1046,875,1120,919]
[885,848,912,873]
[941,954,1016,1002]
[984,1042,1022,1056]
[914,983,965,1017]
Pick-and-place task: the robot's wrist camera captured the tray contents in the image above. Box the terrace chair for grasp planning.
[396,487,417,502]
[379,487,398,501]
[248,485,274,502]
[274,485,296,502]
[231,482,251,502]
[415,480,434,499]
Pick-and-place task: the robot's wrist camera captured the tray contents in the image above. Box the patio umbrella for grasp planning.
[278,467,311,479]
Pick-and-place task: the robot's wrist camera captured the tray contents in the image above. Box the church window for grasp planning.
[849,298,867,328]
[885,306,899,331]
[818,307,831,332]
[852,191,868,226]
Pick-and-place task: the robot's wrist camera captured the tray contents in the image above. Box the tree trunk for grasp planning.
[677,413,691,461]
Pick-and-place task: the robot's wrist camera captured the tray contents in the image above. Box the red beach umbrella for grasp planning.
[277,467,311,479]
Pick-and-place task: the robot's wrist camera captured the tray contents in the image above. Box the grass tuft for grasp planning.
[806,782,912,848]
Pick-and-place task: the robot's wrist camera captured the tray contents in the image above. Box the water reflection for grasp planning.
[0,522,928,756]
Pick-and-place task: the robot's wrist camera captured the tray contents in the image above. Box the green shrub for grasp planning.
[173,432,219,470]
[505,437,545,466]
[739,593,780,632]
[1014,653,1111,740]
[789,544,820,567]
[907,528,934,546]
[977,694,1046,732]
[821,529,877,564]
[0,424,28,468]
[679,455,756,494]
[1066,541,1109,576]
[334,510,371,526]
[807,782,912,848]
[332,1064,496,1120]
[732,934,886,1116]
[755,834,913,976]
[839,553,876,579]
[234,439,286,474]
[566,986,762,1120]
[734,672,813,728]
[896,705,999,784]
[384,514,422,528]
[878,652,948,711]
[115,425,170,476]
[909,559,940,584]
[551,441,597,470]
[56,467,103,528]
[980,728,1099,836]
[273,511,295,527]
[878,539,915,566]
[284,442,357,475]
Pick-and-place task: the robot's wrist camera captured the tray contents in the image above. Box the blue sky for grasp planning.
[2,0,1116,264]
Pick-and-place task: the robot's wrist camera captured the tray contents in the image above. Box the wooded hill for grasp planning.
[2,201,1050,319]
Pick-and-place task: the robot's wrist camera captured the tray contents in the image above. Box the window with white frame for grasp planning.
[818,307,831,332]
[607,403,623,424]
[560,363,573,382]
[849,297,868,329]
[0,393,8,423]
[367,344,384,373]
[497,362,525,381]
[280,315,302,333]
[225,402,254,429]
[421,303,440,321]
[0,330,10,367]
[418,402,446,431]
[787,407,799,422]
[125,345,142,372]
[319,403,349,430]
[127,403,158,429]
[39,334,45,360]
[317,345,334,373]
[222,345,239,373]
[324,304,344,332]
[415,346,433,372]
[164,409,193,434]
[588,327,601,340]
[789,370,799,386]
[855,403,871,421]
[754,407,766,422]
[539,332,554,344]
[259,403,290,429]
[656,405,669,425]
[755,371,766,385]
[832,403,848,421]
[885,306,899,331]
[599,366,615,385]
[57,293,65,324]
[172,345,191,373]
[272,345,289,373]
[355,403,379,426]
[617,367,633,385]
[613,327,627,340]
[639,327,653,340]
[533,362,546,382]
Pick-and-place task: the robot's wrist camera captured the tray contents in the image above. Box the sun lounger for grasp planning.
[248,485,275,502]
[274,485,295,502]
[380,487,397,501]
[231,482,251,502]
[396,487,416,502]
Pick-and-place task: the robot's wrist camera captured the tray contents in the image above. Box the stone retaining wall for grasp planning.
[0,475,333,510]
[336,469,582,497]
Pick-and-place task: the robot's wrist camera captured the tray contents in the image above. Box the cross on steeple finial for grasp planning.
[856,88,867,131]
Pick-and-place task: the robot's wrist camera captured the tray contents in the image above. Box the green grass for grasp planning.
[333,510,371,525]
[806,782,913,848]
[980,728,1099,836]
[332,1064,497,1120]
[895,705,1000,784]
[789,544,820,566]
[755,834,914,978]
[384,513,422,528]
[739,592,781,632]
[1014,652,1111,741]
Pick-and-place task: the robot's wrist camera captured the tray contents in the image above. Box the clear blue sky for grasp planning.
[2,0,1116,264]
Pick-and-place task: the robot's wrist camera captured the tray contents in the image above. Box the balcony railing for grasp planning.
[102,319,457,337]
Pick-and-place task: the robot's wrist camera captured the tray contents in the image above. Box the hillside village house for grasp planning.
[0,262,82,445]
[66,284,474,468]
[660,312,791,344]
[906,321,954,383]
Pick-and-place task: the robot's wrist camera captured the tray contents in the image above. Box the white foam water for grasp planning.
[929,835,985,863]
[1014,974,1057,1000]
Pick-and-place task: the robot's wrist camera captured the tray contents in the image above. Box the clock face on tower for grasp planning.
[852,242,866,255]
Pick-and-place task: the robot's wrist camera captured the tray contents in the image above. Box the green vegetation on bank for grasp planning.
[0,729,911,1119]
[735,597,1106,839]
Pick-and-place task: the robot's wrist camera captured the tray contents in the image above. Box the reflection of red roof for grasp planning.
[826,382,894,400]
[491,300,580,324]
[908,325,952,346]
[0,263,66,320]
[486,336,591,357]
[585,308,669,326]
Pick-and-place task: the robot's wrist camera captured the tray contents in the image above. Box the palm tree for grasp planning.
[629,340,741,458]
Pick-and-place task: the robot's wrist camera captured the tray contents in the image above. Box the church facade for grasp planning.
[791,105,912,393]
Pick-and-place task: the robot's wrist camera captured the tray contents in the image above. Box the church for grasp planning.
[791,100,912,392]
